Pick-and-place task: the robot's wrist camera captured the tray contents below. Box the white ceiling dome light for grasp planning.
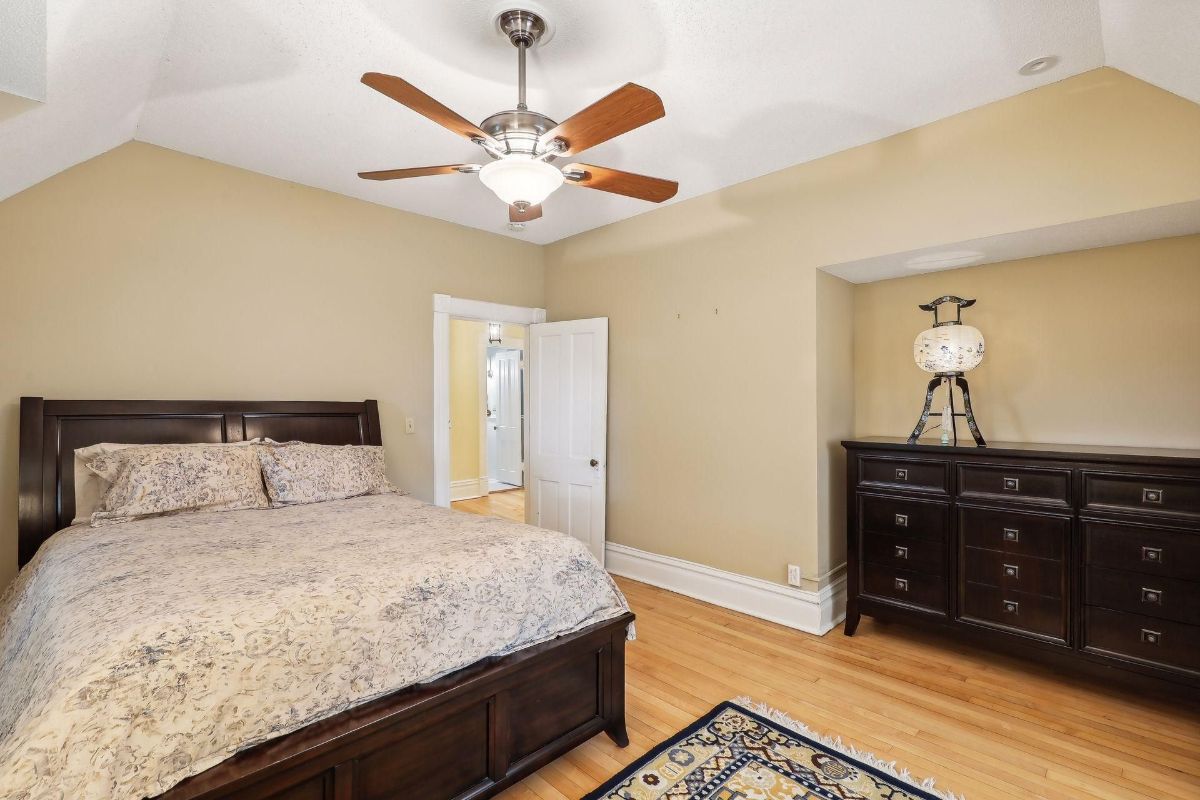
[478,157,564,207]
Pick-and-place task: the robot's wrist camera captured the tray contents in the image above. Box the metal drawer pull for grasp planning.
[1140,628,1161,645]
[895,468,908,481]
[895,513,908,527]
[1003,564,1019,579]
[1002,528,1020,543]
[1002,477,1020,491]
[1142,488,1164,504]
[1003,600,1019,614]
[894,545,909,560]
[1141,546,1163,563]
[1142,587,1163,605]
[894,578,909,592]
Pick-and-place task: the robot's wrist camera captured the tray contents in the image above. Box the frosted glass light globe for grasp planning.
[913,324,985,374]
[478,157,564,206]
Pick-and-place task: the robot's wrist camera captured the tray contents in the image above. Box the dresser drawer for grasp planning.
[959,506,1068,560]
[963,547,1064,598]
[859,455,949,495]
[1086,567,1200,626]
[860,495,947,542]
[1083,471,1200,523]
[862,532,944,575]
[1083,607,1200,674]
[1084,521,1200,582]
[958,463,1071,508]
[961,584,1066,642]
[861,564,946,614]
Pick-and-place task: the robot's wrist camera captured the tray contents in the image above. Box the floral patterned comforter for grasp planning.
[0,494,630,800]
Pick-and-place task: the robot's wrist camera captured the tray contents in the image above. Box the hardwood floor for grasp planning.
[452,488,525,522]
[499,577,1200,800]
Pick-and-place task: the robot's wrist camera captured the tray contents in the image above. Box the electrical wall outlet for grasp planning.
[405,417,415,434]
[787,564,803,587]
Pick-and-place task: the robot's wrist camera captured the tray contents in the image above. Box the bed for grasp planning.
[9,398,633,800]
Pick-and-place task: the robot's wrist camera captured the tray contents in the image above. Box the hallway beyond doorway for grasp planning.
[452,488,525,524]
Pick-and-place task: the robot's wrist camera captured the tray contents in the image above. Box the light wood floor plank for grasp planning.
[493,577,1200,800]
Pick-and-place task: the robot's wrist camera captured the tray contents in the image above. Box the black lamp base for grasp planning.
[907,372,986,447]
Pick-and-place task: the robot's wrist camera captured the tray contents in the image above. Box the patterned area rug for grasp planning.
[585,699,962,800]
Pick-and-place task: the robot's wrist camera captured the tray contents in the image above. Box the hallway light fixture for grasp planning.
[488,322,502,344]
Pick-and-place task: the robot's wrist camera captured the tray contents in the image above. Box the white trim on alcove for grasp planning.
[432,294,545,508]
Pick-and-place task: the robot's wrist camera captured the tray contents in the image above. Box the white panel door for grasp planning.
[491,348,524,487]
[527,318,608,563]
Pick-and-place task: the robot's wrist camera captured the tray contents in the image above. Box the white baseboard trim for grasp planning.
[605,543,846,635]
[450,478,489,502]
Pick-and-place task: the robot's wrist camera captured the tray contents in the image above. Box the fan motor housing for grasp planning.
[480,109,558,159]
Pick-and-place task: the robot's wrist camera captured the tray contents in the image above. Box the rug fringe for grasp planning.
[731,697,965,800]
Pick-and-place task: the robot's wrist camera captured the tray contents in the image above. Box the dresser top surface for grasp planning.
[843,437,1200,466]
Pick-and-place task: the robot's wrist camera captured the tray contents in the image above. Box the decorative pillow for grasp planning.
[71,439,269,525]
[86,444,271,526]
[257,442,395,506]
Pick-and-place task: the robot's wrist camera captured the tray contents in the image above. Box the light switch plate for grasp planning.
[405,417,415,434]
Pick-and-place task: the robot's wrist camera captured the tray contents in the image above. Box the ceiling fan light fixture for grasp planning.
[478,156,564,207]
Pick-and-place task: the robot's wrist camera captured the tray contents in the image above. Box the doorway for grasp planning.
[447,319,526,523]
[433,294,610,563]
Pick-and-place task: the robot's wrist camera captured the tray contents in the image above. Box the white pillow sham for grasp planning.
[257,442,395,507]
[85,443,271,526]
[71,439,268,525]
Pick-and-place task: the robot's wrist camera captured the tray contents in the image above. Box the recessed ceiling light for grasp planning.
[1018,55,1059,76]
[905,250,985,271]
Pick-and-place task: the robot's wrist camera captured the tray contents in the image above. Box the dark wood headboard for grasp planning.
[17,398,382,566]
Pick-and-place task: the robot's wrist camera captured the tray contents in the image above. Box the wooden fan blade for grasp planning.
[362,72,493,144]
[563,163,678,203]
[540,83,665,156]
[358,165,478,181]
[509,204,543,222]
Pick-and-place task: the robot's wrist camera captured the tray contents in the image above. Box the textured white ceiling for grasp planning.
[0,0,47,100]
[1,1,1197,245]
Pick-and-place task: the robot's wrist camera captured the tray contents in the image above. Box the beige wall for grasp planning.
[855,236,1200,448]
[0,142,544,586]
[546,68,1200,590]
[5,69,1198,593]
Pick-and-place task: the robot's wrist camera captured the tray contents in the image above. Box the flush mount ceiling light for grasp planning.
[1018,55,1059,76]
[357,8,678,226]
[904,250,986,271]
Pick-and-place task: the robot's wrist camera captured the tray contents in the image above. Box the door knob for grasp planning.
[590,459,599,467]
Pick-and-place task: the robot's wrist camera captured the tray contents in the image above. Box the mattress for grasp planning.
[0,494,630,800]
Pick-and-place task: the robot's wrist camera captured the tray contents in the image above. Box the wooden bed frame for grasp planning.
[17,397,632,800]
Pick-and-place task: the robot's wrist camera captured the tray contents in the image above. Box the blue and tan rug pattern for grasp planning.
[585,700,962,800]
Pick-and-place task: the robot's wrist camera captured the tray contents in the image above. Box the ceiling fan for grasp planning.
[358,9,678,225]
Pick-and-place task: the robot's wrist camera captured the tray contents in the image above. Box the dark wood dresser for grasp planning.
[843,438,1200,687]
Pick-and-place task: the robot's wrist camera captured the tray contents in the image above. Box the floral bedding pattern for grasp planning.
[257,442,396,506]
[86,443,270,525]
[0,494,630,800]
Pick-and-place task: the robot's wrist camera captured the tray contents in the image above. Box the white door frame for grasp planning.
[433,293,545,508]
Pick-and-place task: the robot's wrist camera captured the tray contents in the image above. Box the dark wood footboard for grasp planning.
[161,612,634,800]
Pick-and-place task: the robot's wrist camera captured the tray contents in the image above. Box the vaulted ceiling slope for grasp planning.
[2,1,1198,245]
